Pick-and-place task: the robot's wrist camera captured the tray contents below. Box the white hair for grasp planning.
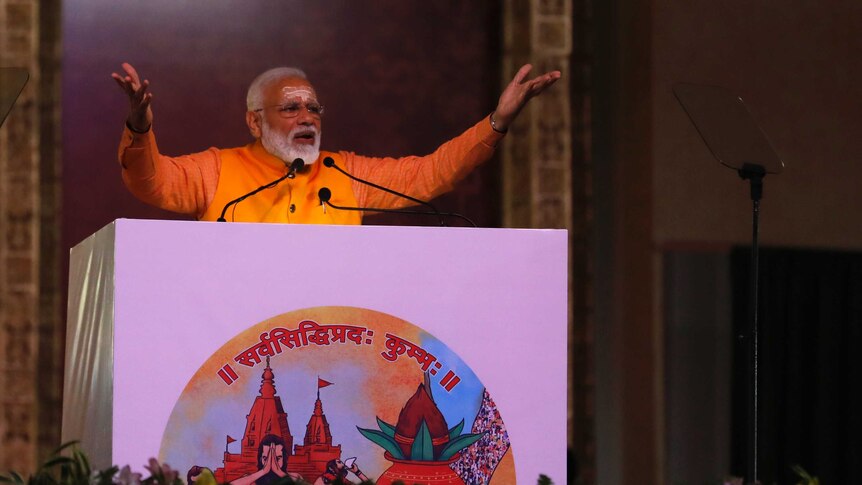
[246,67,308,111]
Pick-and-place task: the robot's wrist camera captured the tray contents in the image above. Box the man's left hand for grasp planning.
[493,64,562,132]
[269,445,286,477]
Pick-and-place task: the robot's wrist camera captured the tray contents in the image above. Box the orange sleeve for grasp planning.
[341,115,504,210]
[118,126,221,217]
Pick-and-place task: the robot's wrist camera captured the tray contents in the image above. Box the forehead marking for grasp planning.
[278,86,316,101]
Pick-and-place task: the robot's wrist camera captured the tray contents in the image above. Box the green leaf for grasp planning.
[376,416,396,437]
[71,448,91,481]
[41,456,76,469]
[75,449,90,473]
[438,432,485,461]
[49,441,79,457]
[356,426,404,459]
[5,472,24,485]
[95,466,119,485]
[792,464,820,485]
[410,420,434,461]
[537,474,554,485]
[0,472,23,484]
[448,419,465,439]
[31,471,58,485]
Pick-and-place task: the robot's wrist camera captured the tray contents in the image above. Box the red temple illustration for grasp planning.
[214,358,341,484]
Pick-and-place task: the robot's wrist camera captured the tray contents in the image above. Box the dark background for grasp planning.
[730,248,862,483]
[62,0,501,252]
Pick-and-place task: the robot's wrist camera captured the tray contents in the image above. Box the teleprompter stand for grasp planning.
[673,83,784,484]
[0,67,29,128]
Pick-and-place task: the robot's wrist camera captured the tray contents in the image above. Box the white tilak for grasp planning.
[279,87,316,102]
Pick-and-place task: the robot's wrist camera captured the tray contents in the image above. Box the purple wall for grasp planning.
[62,0,501,251]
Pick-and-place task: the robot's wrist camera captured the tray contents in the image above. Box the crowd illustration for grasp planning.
[451,389,511,484]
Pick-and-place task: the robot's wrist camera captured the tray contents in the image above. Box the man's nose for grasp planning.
[296,109,316,125]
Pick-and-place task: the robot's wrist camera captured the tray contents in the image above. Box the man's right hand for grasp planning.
[111,62,153,132]
[263,444,275,473]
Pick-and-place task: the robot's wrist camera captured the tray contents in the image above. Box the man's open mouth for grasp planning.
[293,131,317,144]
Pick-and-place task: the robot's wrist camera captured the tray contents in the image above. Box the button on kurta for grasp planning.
[289,204,296,213]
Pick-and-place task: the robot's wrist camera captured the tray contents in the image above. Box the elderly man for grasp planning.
[112,62,559,223]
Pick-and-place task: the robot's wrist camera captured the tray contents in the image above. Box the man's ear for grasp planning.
[246,111,262,138]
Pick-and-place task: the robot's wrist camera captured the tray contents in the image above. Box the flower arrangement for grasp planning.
[0,439,823,485]
[0,442,183,485]
[0,441,558,485]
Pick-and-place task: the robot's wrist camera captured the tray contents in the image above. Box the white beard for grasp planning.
[260,123,321,166]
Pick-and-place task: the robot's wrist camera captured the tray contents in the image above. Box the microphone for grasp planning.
[317,186,477,227]
[286,158,305,178]
[322,156,445,226]
[217,158,304,222]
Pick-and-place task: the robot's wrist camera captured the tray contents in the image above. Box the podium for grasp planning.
[62,220,567,484]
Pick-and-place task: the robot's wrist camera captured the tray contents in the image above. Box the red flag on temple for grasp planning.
[318,378,333,389]
[226,435,236,444]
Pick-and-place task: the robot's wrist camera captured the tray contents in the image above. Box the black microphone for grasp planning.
[322,156,446,226]
[286,158,305,179]
[217,158,304,222]
[316,186,477,227]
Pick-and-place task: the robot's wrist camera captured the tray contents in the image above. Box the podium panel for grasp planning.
[63,219,567,484]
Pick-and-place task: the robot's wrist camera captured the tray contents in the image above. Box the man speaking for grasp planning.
[112,63,560,224]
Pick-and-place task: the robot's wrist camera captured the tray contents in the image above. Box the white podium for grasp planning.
[62,219,567,484]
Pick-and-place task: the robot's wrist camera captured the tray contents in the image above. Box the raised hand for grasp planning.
[269,444,286,477]
[493,64,561,132]
[111,62,153,132]
[257,444,271,474]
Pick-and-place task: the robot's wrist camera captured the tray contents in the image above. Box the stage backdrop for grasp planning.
[63,220,568,484]
[62,0,502,252]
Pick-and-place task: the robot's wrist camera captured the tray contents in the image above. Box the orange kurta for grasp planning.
[118,115,503,223]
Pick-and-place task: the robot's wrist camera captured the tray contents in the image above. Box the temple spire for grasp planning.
[303,381,332,445]
[259,356,276,398]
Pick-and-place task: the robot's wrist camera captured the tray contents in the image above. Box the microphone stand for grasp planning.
[319,192,477,227]
[323,157,446,226]
[325,201,443,217]
[217,159,304,222]
[738,162,765,482]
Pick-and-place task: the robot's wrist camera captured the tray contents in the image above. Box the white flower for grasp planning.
[144,458,179,484]
[116,465,142,485]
